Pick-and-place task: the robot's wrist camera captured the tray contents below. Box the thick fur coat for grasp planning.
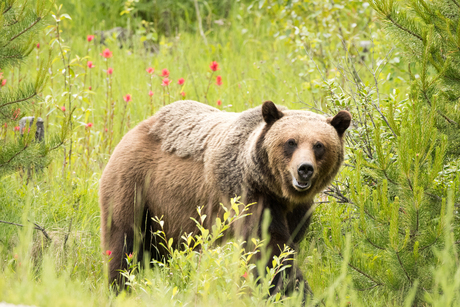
[99,100,351,295]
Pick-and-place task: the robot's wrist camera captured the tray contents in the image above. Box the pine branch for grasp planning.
[355,284,380,291]
[0,91,38,108]
[343,255,383,287]
[386,15,423,41]
[366,237,386,250]
[422,90,459,125]
[450,0,460,8]
[3,17,42,48]
[420,236,439,251]
[396,251,412,284]
[3,5,13,14]
[0,145,28,167]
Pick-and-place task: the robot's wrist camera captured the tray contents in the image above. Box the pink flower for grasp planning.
[180,91,186,97]
[146,67,154,74]
[13,108,20,119]
[161,78,171,86]
[88,86,92,90]
[105,250,112,256]
[177,78,185,85]
[105,128,108,132]
[87,61,95,69]
[100,48,113,58]
[87,35,95,42]
[216,75,222,86]
[124,94,132,102]
[161,68,170,77]
[242,272,248,279]
[1,79,6,86]
[148,90,154,97]
[36,43,40,49]
[217,99,222,106]
[86,123,93,128]
[107,67,113,75]
[14,126,20,131]
[127,253,133,260]
[210,61,219,71]
[61,106,66,112]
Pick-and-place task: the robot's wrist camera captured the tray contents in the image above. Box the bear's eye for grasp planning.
[287,139,297,147]
[314,142,323,149]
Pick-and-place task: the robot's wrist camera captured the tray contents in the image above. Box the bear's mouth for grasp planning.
[292,176,311,192]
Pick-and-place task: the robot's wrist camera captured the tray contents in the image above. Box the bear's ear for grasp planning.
[262,101,284,125]
[328,110,352,137]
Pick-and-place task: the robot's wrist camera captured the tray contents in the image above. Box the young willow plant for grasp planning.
[119,197,300,305]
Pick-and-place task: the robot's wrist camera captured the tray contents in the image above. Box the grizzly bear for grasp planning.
[99,100,351,296]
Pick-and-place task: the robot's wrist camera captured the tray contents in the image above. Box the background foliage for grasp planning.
[0,0,459,306]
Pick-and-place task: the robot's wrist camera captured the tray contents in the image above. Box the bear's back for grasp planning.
[149,100,240,161]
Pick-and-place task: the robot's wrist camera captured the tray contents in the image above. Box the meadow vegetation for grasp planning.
[0,0,459,306]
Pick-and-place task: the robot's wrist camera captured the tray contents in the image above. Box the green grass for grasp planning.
[0,1,459,306]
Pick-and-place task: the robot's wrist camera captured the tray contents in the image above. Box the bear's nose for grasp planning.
[298,163,314,181]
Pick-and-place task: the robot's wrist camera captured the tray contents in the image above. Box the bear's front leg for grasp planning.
[265,211,313,304]
[267,235,312,300]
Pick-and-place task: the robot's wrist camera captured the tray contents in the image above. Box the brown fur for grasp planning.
[99,100,351,296]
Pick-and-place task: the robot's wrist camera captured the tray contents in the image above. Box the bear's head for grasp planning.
[260,101,351,205]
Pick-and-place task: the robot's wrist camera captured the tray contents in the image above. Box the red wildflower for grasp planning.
[89,86,92,90]
[161,78,171,86]
[210,61,219,71]
[216,75,222,86]
[105,128,108,132]
[146,67,154,74]
[180,91,186,97]
[1,79,6,86]
[87,61,95,69]
[86,123,93,128]
[13,108,20,119]
[123,94,132,102]
[177,78,185,85]
[148,90,154,97]
[217,99,222,106]
[61,106,66,112]
[107,67,113,75]
[87,35,95,42]
[36,43,40,49]
[14,126,20,131]
[161,68,170,77]
[100,48,113,58]
[242,272,248,279]
[105,250,112,256]
[127,253,133,260]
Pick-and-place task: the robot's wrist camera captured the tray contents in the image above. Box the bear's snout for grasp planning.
[298,163,314,181]
[291,162,315,191]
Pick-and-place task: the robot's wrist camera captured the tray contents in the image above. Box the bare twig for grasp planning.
[0,219,52,241]
[63,217,73,247]
[30,220,52,241]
